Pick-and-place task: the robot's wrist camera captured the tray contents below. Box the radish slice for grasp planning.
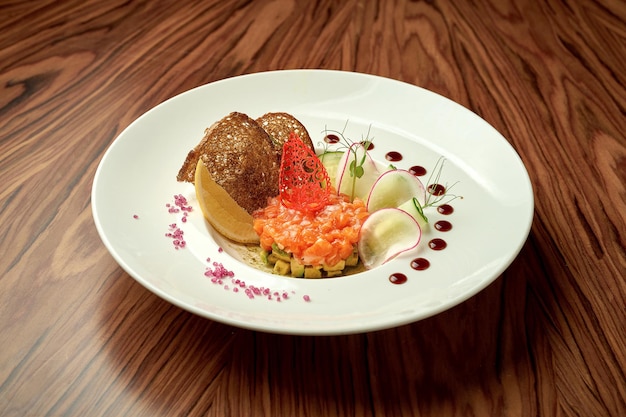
[336,143,380,201]
[366,169,426,212]
[358,208,422,269]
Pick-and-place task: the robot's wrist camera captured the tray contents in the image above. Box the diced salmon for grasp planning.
[253,193,369,267]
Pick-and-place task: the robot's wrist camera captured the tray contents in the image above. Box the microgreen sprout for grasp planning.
[320,122,375,201]
[413,157,463,223]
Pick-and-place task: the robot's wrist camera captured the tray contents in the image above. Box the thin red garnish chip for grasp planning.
[279,132,331,212]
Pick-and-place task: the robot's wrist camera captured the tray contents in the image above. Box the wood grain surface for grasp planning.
[1,0,624,416]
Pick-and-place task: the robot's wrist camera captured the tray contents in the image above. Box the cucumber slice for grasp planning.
[398,198,429,229]
[318,151,344,186]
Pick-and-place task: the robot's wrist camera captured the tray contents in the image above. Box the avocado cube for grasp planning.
[273,259,291,276]
[260,249,270,265]
[345,252,359,267]
[323,260,345,272]
[304,266,322,279]
[290,258,305,277]
[325,270,343,278]
[271,243,291,262]
[267,253,279,265]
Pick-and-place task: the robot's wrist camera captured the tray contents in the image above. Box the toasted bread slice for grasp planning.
[177,112,280,214]
[256,112,314,153]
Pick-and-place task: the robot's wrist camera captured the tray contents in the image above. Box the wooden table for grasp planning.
[1,1,624,415]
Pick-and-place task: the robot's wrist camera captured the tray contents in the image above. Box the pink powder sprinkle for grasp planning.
[303,295,311,302]
[204,262,234,279]
[166,222,186,249]
[164,194,193,249]
[199,258,306,304]
[173,194,193,212]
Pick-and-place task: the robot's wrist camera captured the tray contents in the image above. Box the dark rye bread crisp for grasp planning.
[256,112,314,154]
[176,112,280,214]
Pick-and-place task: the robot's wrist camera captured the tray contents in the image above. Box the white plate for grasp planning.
[92,70,533,335]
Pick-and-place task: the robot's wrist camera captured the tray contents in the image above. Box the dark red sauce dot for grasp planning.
[428,238,447,250]
[428,183,446,196]
[361,141,374,150]
[409,165,427,176]
[389,273,408,284]
[410,258,430,271]
[434,220,452,232]
[324,134,340,144]
[437,204,454,215]
[385,151,403,162]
